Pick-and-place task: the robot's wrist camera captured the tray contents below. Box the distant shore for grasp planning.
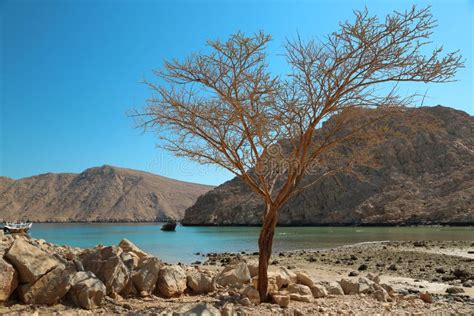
[0,218,474,227]
[180,222,474,227]
[15,220,474,227]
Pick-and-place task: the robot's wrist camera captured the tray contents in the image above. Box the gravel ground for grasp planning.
[1,240,473,315]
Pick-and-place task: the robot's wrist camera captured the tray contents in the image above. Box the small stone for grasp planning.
[132,257,161,295]
[120,252,139,271]
[271,293,290,308]
[156,265,187,298]
[453,268,470,279]
[186,270,214,294]
[442,275,457,282]
[118,239,149,259]
[435,267,446,274]
[288,283,312,296]
[220,303,234,316]
[446,287,464,294]
[358,277,375,294]
[246,260,258,278]
[373,287,389,302]
[289,293,313,303]
[366,273,380,284]
[275,267,297,288]
[348,271,359,277]
[68,271,106,310]
[239,297,252,306]
[413,241,426,247]
[419,292,433,303]
[215,262,251,288]
[326,282,344,295]
[358,264,368,271]
[252,275,279,294]
[388,264,397,271]
[339,278,359,295]
[296,271,314,287]
[242,285,260,305]
[462,280,473,287]
[310,284,328,298]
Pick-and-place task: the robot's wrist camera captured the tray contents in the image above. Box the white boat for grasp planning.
[3,222,33,234]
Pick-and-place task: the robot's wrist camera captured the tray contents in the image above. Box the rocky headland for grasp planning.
[0,231,473,315]
[0,165,213,222]
[183,106,474,226]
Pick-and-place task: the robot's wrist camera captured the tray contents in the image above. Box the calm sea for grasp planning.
[29,223,474,263]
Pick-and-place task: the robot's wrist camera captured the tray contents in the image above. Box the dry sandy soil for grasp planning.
[1,240,473,315]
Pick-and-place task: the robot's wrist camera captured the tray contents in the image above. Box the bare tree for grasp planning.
[134,6,462,301]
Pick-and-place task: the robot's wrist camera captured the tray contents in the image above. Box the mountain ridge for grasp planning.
[0,165,214,222]
[182,105,474,226]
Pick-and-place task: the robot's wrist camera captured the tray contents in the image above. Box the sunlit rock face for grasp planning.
[183,106,474,226]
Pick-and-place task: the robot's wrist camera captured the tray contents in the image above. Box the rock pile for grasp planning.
[0,234,218,310]
[249,267,396,307]
[1,234,465,312]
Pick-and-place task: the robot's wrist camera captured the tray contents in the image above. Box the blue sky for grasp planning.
[1,0,473,185]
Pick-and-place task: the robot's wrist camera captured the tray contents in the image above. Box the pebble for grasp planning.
[462,280,473,287]
[435,267,445,273]
[419,292,433,303]
[358,264,368,271]
[413,241,427,247]
[239,297,252,306]
[388,264,397,271]
[446,287,465,294]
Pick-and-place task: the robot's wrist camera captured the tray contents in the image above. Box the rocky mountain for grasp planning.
[0,165,213,222]
[182,106,474,226]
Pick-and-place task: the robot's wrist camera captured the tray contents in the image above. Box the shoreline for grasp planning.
[16,220,474,227]
[201,239,474,298]
[1,234,473,314]
[181,222,474,227]
[24,223,474,265]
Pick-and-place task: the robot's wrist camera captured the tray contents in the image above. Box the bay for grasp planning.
[29,223,474,263]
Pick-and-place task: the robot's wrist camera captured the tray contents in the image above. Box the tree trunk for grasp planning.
[257,202,279,302]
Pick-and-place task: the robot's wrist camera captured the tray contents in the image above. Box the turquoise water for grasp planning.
[29,223,474,263]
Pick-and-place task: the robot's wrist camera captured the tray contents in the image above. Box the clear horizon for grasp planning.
[1,0,473,185]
